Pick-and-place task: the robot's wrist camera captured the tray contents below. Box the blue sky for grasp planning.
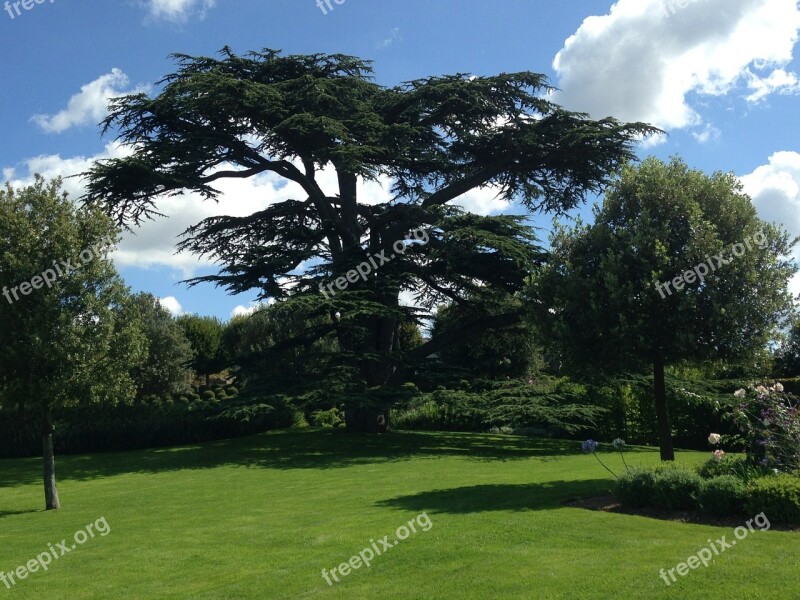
[2,0,799,319]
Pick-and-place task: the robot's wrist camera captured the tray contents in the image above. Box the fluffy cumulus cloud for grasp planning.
[230,301,273,318]
[158,296,183,316]
[740,151,800,299]
[31,70,147,134]
[552,0,800,137]
[143,0,216,22]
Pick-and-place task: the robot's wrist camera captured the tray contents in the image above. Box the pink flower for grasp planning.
[713,449,726,461]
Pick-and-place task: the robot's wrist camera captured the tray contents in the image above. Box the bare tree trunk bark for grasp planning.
[653,354,675,461]
[42,401,61,510]
[16,399,25,457]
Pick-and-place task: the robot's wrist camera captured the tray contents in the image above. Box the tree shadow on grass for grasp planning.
[376,479,615,514]
[0,430,589,490]
[0,508,42,519]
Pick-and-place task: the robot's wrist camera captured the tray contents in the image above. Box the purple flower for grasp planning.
[582,439,599,454]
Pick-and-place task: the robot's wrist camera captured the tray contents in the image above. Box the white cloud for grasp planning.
[692,124,721,143]
[144,0,216,22]
[452,185,510,216]
[158,296,183,315]
[31,69,147,134]
[552,0,800,137]
[740,151,800,299]
[377,28,402,49]
[744,68,800,103]
[231,301,273,318]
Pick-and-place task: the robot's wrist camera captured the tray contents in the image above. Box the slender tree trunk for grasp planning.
[653,354,674,461]
[16,400,25,457]
[41,401,61,510]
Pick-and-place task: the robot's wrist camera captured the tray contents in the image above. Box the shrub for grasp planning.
[226,386,239,396]
[614,468,657,508]
[652,467,702,511]
[697,476,748,517]
[722,384,800,473]
[745,475,800,525]
[291,411,309,428]
[201,390,216,401]
[488,426,514,435]
[310,407,343,428]
[697,456,769,482]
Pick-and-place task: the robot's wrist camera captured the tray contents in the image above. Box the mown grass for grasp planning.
[0,430,797,599]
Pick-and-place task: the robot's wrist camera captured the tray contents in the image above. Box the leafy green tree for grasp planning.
[775,317,800,378]
[432,293,543,379]
[176,314,224,386]
[0,177,144,509]
[229,302,340,396]
[536,157,797,460]
[128,293,193,398]
[81,47,656,432]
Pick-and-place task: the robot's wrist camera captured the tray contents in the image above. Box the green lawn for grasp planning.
[0,430,797,599]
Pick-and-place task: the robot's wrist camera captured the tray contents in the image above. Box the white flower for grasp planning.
[734,389,746,398]
[755,385,768,396]
[775,383,784,393]
[708,433,722,445]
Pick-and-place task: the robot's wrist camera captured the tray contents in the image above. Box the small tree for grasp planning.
[537,157,797,460]
[177,314,224,387]
[128,293,193,398]
[432,293,543,379]
[775,317,800,378]
[0,177,144,509]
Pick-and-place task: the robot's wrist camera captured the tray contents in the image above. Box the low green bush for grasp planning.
[310,407,343,428]
[614,468,657,508]
[201,390,216,401]
[697,476,748,517]
[745,475,800,525]
[652,467,702,511]
[697,456,768,482]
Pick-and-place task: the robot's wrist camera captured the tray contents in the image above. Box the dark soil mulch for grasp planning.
[562,495,800,532]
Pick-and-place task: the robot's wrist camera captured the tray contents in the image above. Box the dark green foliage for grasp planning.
[432,294,544,379]
[775,318,800,378]
[177,314,225,385]
[392,378,605,434]
[202,390,216,401]
[613,468,657,508]
[651,467,703,511]
[127,292,193,399]
[697,456,769,482]
[81,47,655,430]
[745,475,800,525]
[310,407,344,428]
[0,396,296,458]
[697,476,748,517]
